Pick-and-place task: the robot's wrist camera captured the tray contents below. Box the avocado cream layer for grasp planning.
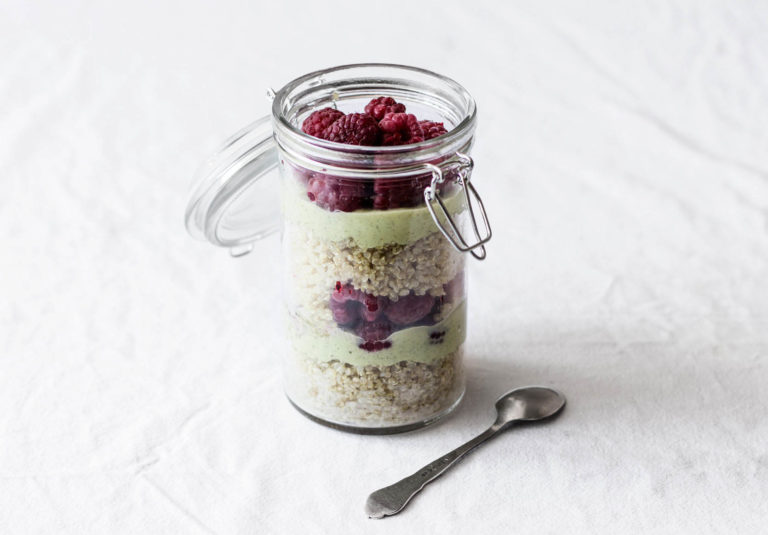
[282,179,466,249]
[289,300,467,367]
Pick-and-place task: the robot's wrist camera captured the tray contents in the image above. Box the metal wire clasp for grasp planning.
[424,152,492,260]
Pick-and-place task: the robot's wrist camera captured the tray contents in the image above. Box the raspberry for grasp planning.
[434,273,465,317]
[359,292,388,321]
[359,340,392,352]
[372,174,431,210]
[443,272,465,303]
[332,282,360,302]
[330,299,359,326]
[364,97,406,121]
[379,113,425,145]
[356,320,393,343]
[419,120,448,140]
[385,293,435,325]
[301,108,345,138]
[323,113,381,145]
[307,173,368,212]
[429,331,446,345]
[331,283,388,322]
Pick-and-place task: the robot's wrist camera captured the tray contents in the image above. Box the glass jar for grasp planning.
[186,64,491,434]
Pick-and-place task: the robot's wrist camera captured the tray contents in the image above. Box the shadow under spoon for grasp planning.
[365,386,567,519]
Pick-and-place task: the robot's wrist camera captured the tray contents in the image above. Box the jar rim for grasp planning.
[271,63,477,166]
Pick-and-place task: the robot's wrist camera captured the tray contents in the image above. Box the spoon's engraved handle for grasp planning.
[365,427,498,518]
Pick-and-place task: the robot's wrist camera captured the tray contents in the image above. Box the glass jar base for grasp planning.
[286,387,465,435]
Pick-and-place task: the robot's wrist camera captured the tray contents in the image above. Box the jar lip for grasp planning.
[272,63,477,155]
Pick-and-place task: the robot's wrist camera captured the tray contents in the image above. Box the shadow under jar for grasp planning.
[186,64,491,434]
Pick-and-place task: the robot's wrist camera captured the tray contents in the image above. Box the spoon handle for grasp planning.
[365,426,499,518]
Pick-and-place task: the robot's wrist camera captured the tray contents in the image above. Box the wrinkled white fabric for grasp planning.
[1,1,767,533]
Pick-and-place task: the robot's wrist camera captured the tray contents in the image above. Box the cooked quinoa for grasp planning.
[285,349,464,426]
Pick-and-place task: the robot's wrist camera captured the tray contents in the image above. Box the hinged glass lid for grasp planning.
[185,116,280,249]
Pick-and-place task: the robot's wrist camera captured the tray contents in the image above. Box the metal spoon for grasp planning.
[365,386,566,519]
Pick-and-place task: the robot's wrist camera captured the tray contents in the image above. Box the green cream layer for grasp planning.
[282,179,466,249]
[289,300,467,367]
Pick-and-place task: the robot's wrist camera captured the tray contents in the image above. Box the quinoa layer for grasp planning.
[284,349,464,427]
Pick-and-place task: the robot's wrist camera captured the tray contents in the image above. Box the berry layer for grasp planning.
[287,299,466,367]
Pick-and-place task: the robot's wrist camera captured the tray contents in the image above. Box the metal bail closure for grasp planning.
[424,152,492,260]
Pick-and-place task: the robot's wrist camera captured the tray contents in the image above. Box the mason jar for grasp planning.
[186,64,491,434]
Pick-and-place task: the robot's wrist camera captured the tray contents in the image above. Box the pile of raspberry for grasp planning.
[299,97,449,212]
[330,275,463,352]
[301,96,447,147]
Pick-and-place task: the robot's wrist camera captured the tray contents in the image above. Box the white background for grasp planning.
[2,1,767,533]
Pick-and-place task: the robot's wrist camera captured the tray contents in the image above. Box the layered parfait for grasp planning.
[282,97,468,430]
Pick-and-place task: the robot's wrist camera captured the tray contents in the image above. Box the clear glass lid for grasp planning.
[185,116,280,249]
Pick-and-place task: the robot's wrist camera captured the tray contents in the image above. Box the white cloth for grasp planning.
[2,1,767,533]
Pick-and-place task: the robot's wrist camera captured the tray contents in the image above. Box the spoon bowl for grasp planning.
[493,386,566,427]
